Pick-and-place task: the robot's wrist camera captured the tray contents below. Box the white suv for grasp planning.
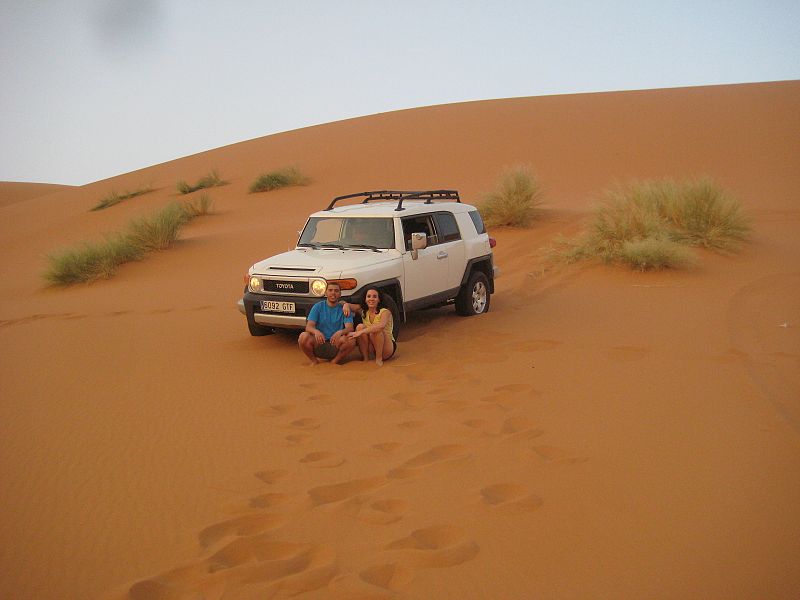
[239,190,498,338]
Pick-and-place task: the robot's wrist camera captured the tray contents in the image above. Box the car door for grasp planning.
[400,214,448,302]
[433,211,466,290]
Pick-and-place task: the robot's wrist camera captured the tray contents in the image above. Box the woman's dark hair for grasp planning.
[359,288,382,315]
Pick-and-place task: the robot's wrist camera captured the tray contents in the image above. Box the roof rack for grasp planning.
[325,190,460,212]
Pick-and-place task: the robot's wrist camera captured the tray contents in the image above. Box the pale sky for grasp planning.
[1,0,798,186]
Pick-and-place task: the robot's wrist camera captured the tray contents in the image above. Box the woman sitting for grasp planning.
[347,288,396,366]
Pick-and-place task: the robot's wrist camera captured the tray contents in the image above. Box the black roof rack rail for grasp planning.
[325,189,460,211]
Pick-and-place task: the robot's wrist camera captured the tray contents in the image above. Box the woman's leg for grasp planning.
[355,324,369,360]
[369,330,387,366]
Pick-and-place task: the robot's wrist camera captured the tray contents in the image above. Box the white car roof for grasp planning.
[309,200,477,219]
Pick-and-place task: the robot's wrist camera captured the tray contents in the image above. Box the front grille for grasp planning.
[263,279,310,294]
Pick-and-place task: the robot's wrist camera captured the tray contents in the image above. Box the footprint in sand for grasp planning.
[359,562,414,590]
[259,403,295,417]
[357,498,409,525]
[199,513,287,549]
[286,433,312,445]
[385,525,479,569]
[255,469,289,484]
[479,392,521,411]
[390,392,428,409]
[532,445,589,465]
[480,483,543,513]
[435,398,469,413]
[308,476,387,506]
[299,451,346,468]
[388,444,470,479]
[499,416,545,440]
[289,417,321,430]
[494,383,531,393]
[306,393,334,405]
[249,492,290,509]
[206,535,337,588]
[397,420,425,429]
[462,418,492,431]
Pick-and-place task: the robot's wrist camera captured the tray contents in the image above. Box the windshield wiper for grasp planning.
[346,244,381,252]
[297,242,320,249]
[319,243,345,249]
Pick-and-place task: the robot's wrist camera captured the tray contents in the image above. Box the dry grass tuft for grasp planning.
[44,197,214,285]
[249,166,311,193]
[557,177,750,270]
[480,165,544,227]
[177,170,226,194]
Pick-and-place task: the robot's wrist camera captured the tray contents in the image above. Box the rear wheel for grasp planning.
[455,271,490,316]
[379,292,402,341]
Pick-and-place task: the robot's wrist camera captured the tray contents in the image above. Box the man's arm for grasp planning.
[306,320,324,344]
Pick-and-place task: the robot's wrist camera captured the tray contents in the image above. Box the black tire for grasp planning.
[246,306,276,336]
[379,292,402,341]
[455,271,491,316]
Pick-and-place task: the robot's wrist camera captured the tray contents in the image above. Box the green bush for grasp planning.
[480,165,543,227]
[249,166,311,193]
[177,170,226,194]
[91,185,154,211]
[44,197,214,285]
[559,178,750,270]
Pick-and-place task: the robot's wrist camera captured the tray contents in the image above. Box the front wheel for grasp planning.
[455,271,491,316]
[246,306,276,336]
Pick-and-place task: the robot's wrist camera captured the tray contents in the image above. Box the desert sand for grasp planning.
[1,81,799,600]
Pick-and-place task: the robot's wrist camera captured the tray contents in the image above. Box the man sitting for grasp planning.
[298,281,356,365]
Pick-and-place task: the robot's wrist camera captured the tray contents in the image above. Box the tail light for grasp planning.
[489,237,497,248]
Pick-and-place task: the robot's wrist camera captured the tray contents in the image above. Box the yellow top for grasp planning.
[364,308,394,342]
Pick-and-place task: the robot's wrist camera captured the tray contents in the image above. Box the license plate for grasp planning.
[261,300,296,313]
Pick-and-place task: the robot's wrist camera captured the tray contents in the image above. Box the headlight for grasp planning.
[310,278,327,296]
[248,276,262,292]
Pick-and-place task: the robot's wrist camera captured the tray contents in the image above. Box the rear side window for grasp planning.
[434,212,461,243]
[468,210,486,234]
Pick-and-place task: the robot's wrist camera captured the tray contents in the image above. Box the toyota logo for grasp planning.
[276,283,294,290]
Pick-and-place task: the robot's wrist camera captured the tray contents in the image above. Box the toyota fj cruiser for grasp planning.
[239,190,498,339]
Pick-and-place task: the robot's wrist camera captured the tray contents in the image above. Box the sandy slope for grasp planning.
[0,81,799,600]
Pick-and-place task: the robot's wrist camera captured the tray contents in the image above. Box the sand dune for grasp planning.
[1,81,799,600]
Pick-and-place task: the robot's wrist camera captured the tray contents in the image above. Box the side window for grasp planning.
[401,215,436,250]
[434,212,461,243]
[468,210,486,235]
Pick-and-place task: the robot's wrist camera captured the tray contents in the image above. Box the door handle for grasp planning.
[437,251,448,259]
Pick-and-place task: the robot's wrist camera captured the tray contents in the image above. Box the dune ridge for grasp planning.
[0,81,799,599]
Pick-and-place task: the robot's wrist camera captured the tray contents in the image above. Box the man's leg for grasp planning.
[330,332,356,365]
[298,332,319,365]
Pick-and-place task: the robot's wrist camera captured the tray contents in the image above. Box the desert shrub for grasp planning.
[558,178,750,270]
[125,202,190,251]
[660,178,751,250]
[44,235,144,284]
[177,170,226,194]
[619,237,697,271]
[480,165,543,227]
[91,185,154,211]
[249,166,311,193]
[44,197,214,285]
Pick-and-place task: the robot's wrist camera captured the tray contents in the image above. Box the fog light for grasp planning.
[310,278,327,296]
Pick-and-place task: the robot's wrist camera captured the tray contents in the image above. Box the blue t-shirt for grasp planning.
[307,301,353,340]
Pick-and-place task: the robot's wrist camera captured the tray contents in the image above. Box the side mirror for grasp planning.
[410,232,427,260]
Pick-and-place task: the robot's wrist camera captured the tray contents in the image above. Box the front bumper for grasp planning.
[240,291,356,330]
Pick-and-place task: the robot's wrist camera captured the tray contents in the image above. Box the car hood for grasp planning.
[250,248,399,278]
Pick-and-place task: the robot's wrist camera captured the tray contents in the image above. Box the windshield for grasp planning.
[298,217,395,250]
